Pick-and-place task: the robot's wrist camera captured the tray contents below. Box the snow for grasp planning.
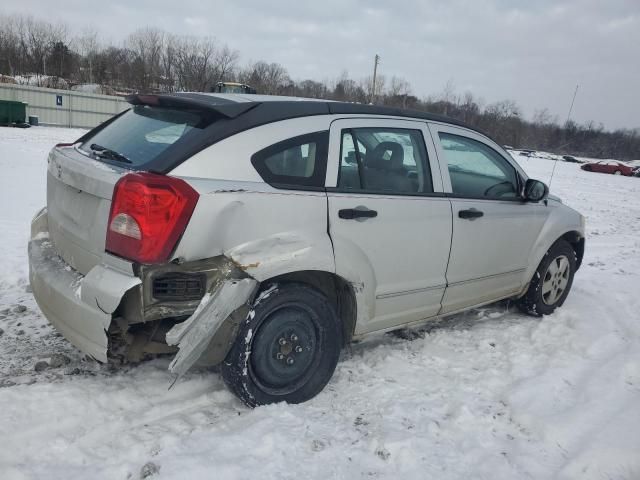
[1,127,639,480]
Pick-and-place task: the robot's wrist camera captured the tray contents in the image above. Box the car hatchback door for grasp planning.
[429,123,550,313]
[326,118,452,334]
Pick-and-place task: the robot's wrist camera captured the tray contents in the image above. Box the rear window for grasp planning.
[79,106,211,167]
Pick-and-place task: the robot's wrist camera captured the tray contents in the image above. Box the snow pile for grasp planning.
[12,75,69,89]
[0,127,639,480]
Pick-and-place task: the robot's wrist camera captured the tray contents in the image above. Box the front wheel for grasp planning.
[614,170,622,176]
[517,240,576,316]
[222,283,342,407]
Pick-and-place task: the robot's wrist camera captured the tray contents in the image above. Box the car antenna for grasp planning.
[549,84,579,188]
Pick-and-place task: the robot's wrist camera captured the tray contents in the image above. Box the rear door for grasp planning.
[428,123,550,313]
[326,118,452,334]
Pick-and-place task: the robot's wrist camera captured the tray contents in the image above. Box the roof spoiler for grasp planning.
[125,93,258,119]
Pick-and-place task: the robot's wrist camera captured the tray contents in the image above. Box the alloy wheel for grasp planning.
[542,255,570,305]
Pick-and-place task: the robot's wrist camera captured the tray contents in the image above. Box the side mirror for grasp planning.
[524,179,549,202]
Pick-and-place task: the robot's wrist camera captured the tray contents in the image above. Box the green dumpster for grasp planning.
[0,100,27,125]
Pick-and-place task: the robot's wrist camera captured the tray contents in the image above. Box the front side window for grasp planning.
[338,128,432,194]
[251,131,328,189]
[439,133,519,199]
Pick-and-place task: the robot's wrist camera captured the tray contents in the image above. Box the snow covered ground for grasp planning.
[1,127,639,480]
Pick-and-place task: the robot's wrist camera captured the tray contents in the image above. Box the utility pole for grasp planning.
[564,84,579,127]
[371,54,380,104]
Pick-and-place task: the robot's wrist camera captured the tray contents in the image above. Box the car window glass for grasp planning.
[264,141,316,178]
[338,128,432,194]
[251,131,328,189]
[439,132,519,199]
[79,105,209,167]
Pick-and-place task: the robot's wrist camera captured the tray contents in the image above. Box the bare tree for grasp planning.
[239,61,289,95]
[127,27,165,90]
[75,29,99,84]
[1,14,639,159]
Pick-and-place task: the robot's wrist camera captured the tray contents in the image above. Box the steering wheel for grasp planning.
[484,181,515,197]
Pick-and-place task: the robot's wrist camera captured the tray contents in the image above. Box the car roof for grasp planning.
[126,92,491,139]
[124,92,504,173]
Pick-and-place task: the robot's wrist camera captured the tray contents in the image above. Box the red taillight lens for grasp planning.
[106,172,199,264]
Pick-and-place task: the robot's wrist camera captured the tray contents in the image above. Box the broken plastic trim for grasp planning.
[166,277,258,378]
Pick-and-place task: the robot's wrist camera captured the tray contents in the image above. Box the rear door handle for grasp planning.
[339,207,378,220]
[458,208,484,220]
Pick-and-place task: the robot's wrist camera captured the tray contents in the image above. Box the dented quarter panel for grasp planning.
[172,180,336,281]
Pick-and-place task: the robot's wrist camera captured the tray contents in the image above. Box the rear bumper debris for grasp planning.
[29,208,260,376]
[166,277,257,377]
[28,208,141,361]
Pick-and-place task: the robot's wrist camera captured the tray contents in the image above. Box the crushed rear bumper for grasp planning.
[28,208,141,361]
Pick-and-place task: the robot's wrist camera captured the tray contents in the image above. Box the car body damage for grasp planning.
[166,277,258,377]
[29,208,141,362]
[225,232,334,281]
[164,232,334,377]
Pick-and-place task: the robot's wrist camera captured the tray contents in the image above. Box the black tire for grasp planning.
[221,283,342,407]
[517,239,577,316]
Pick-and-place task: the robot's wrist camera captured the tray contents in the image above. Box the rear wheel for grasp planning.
[517,240,576,316]
[222,283,342,407]
[614,170,622,175]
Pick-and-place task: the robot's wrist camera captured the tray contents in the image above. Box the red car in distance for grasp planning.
[581,160,639,176]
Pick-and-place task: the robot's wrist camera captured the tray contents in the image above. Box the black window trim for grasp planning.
[250,130,329,191]
[334,126,437,197]
[437,131,525,202]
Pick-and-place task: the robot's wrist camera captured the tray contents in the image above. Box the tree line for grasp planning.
[0,14,638,160]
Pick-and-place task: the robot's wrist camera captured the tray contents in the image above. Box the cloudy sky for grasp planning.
[5,0,639,130]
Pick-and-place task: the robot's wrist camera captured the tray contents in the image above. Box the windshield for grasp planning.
[79,105,209,167]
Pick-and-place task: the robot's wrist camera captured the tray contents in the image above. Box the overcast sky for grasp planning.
[5,0,639,130]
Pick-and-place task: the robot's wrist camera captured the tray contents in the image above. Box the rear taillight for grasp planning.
[106,172,199,264]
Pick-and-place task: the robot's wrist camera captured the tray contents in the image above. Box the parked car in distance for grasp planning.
[514,149,536,157]
[580,160,638,176]
[28,93,586,406]
[562,155,581,163]
[213,82,257,94]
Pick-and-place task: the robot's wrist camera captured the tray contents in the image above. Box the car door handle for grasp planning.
[458,208,484,220]
[338,208,378,220]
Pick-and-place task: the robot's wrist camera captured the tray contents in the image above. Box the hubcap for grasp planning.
[250,305,320,393]
[542,255,570,306]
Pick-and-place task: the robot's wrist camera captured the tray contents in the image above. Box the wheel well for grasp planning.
[561,231,585,269]
[261,271,357,345]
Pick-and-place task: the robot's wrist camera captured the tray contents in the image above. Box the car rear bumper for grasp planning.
[28,207,141,362]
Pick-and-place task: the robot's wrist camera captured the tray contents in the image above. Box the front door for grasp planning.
[429,123,550,313]
[326,118,452,334]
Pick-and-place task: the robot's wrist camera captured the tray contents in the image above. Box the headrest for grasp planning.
[366,141,404,170]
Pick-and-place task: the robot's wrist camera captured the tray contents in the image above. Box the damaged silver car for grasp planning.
[29,93,585,406]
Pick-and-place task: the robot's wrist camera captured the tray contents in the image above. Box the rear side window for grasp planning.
[251,131,329,189]
[79,106,212,167]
